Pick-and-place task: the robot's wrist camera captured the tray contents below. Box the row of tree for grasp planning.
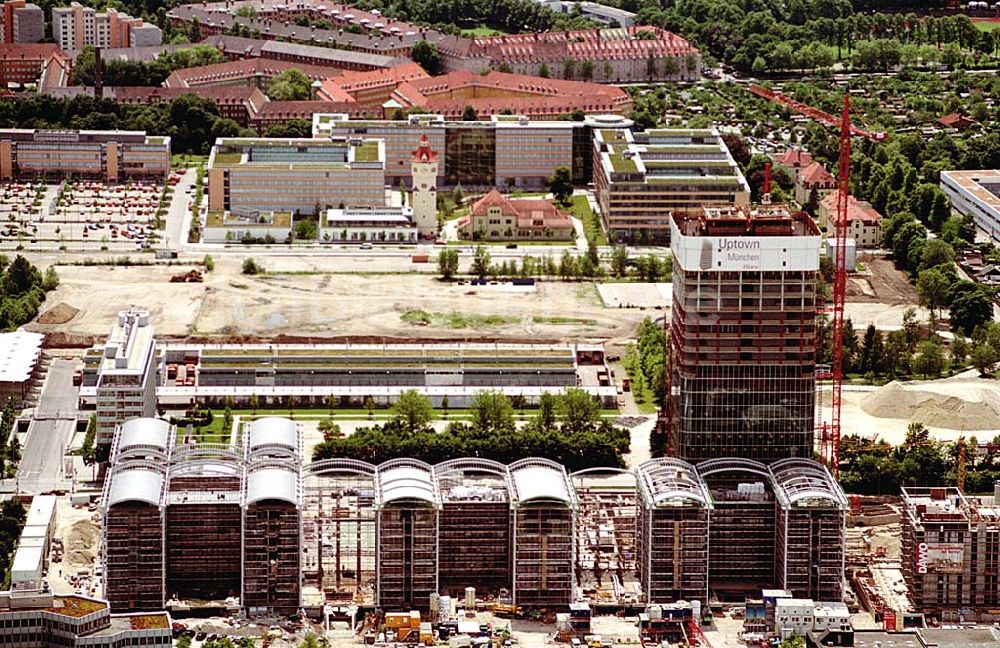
[437,245,673,283]
[311,389,630,471]
[0,256,57,332]
[72,45,224,88]
[0,500,26,588]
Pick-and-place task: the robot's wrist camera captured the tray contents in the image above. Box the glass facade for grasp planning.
[444,126,495,187]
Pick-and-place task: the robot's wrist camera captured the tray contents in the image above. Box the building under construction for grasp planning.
[667,207,821,464]
[102,416,302,615]
[901,486,1000,619]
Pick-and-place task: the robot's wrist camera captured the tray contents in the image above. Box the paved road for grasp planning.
[15,359,78,494]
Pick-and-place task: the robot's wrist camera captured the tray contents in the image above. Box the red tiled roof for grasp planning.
[165,58,340,88]
[938,112,977,129]
[798,161,834,187]
[820,190,882,224]
[412,134,438,162]
[0,43,64,60]
[466,26,697,64]
[775,148,812,169]
[471,189,572,229]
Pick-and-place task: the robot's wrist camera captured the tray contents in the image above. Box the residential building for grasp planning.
[941,169,1000,241]
[667,206,820,464]
[206,136,385,216]
[52,3,161,52]
[92,309,157,459]
[901,486,1000,620]
[817,190,883,248]
[593,127,751,244]
[102,417,302,615]
[458,189,574,241]
[318,67,633,120]
[1,1,43,44]
[937,112,977,131]
[0,129,170,182]
[316,112,617,188]
[773,148,813,179]
[319,205,417,243]
[410,135,438,236]
[111,86,269,127]
[163,57,338,91]
[0,591,171,647]
[794,161,835,205]
[0,43,67,87]
[438,26,700,83]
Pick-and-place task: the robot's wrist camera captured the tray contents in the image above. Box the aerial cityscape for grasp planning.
[0,0,999,647]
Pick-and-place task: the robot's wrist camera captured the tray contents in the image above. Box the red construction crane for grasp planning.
[747,84,887,477]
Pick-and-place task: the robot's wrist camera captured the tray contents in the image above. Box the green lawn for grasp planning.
[565,195,609,246]
[172,154,208,169]
[401,309,520,328]
[461,24,507,37]
[974,20,1000,32]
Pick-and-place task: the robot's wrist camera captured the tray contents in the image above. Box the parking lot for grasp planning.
[0,182,50,244]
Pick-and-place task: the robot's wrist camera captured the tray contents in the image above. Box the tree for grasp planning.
[249,393,259,416]
[411,40,440,74]
[437,248,459,280]
[319,417,342,442]
[780,637,805,648]
[265,119,312,138]
[548,166,573,205]
[539,63,551,78]
[972,343,998,376]
[462,105,479,122]
[913,339,944,378]
[916,267,951,322]
[469,391,515,435]
[950,288,993,335]
[557,388,601,435]
[920,238,955,271]
[202,255,214,272]
[242,258,261,275]
[471,245,491,280]
[391,390,435,435]
[40,266,58,291]
[611,245,629,277]
[266,69,312,101]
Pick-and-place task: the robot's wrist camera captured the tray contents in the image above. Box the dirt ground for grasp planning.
[848,254,917,304]
[29,257,647,343]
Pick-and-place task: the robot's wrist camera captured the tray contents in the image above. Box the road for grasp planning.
[14,359,78,494]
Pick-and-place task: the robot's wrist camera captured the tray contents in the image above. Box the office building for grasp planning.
[667,206,820,464]
[1,1,43,44]
[941,169,1000,242]
[102,416,301,615]
[901,486,1000,619]
[0,129,170,182]
[206,136,385,216]
[92,309,156,459]
[0,591,171,647]
[593,127,750,244]
[52,3,161,52]
[315,112,615,188]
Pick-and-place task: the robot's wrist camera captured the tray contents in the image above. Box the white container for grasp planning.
[465,586,476,609]
[692,600,701,621]
[647,604,662,620]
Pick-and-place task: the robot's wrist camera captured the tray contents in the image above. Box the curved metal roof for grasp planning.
[248,417,298,452]
[434,457,511,503]
[246,465,299,506]
[508,457,576,507]
[636,458,712,509]
[376,458,438,507]
[696,457,772,479]
[118,418,170,453]
[770,458,848,509]
[107,466,164,507]
[304,458,377,477]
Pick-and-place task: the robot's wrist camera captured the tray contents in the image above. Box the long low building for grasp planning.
[941,169,1000,241]
[206,136,385,215]
[0,129,170,181]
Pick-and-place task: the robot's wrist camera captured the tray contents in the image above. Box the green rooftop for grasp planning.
[212,152,244,167]
[353,140,380,163]
[645,175,743,186]
[206,210,293,228]
[608,152,638,173]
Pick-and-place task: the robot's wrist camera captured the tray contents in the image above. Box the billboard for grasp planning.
[916,542,964,574]
[670,219,820,272]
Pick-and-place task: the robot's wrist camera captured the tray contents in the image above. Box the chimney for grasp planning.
[93,46,103,99]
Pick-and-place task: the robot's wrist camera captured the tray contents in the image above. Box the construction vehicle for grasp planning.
[384,611,425,643]
[491,603,523,619]
[747,83,888,477]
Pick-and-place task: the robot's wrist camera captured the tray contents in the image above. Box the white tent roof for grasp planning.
[0,330,43,383]
[246,466,298,505]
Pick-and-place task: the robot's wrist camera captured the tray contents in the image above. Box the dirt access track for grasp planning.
[28,258,648,344]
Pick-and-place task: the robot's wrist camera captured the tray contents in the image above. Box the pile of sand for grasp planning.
[860,381,1000,431]
[64,520,99,568]
[35,302,80,325]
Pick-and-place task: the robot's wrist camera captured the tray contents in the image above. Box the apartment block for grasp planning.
[315,112,621,188]
[901,487,1000,618]
[0,591,171,647]
[206,137,385,216]
[1,1,42,44]
[93,309,156,459]
[593,127,750,244]
[102,417,302,615]
[667,207,820,464]
[0,129,170,182]
[52,2,161,52]
[0,43,63,87]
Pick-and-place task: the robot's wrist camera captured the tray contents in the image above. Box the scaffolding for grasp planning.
[434,458,512,599]
[636,458,711,605]
[772,459,847,602]
[510,458,577,608]
[571,468,639,606]
[376,459,440,610]
[301,459,377,607]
